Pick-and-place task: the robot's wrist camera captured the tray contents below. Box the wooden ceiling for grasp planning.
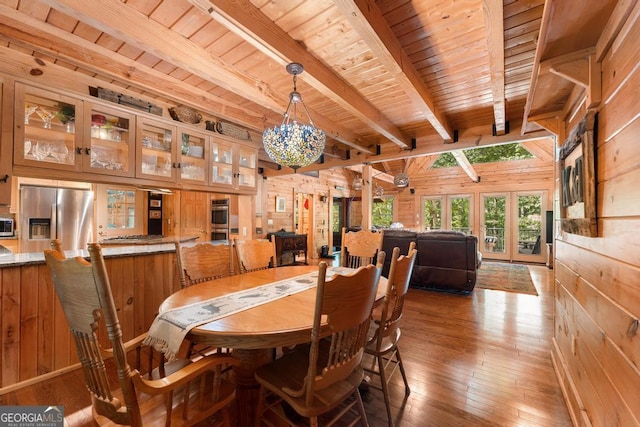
[0,0,560,177]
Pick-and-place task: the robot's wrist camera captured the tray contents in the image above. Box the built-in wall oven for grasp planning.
[211,199,230,241]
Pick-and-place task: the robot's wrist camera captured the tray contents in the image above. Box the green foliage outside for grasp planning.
[484,196,506,251]
[433,143,534,168]
[423,198,442,230]
[450,197,470,233]
[372,197,393,228]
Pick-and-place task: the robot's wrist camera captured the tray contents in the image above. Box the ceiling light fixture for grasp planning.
[394,172,410,188]
[263,63,326,171]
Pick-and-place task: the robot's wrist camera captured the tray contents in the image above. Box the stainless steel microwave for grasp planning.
[0,218,14,237]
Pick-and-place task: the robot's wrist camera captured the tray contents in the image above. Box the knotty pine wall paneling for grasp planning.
[392,155,555,234]
[0,251,179,390]
[551,7,640,426]
[265,169,351,259]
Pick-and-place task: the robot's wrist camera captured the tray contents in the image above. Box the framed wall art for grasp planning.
[275,196,286,213]
[558,111,597,237]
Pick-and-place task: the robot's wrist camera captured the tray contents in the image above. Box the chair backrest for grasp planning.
[234,238,276,274]
[370,243,417,351]
[175,242,232,287]
[44,243,142,426]
[302,251,385,406]
[340,227,384,268]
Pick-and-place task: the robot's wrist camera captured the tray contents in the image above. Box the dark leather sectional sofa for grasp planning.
[381,230,482,294]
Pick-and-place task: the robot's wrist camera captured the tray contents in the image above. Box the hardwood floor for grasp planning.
[0,263,572,426]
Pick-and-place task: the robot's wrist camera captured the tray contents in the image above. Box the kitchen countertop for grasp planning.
[0,236,205,268]
[98,235,198,245]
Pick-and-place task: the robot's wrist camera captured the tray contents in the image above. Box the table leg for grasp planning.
[230,348,272,427]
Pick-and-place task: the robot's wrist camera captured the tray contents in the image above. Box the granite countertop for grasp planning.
[0,236,203,268]
[98,235,198,245]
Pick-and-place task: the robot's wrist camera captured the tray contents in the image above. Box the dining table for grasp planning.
[155,264,387,427]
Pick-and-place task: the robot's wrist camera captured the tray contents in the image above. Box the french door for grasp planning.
[422,194,473,233]
[480,191,546,262]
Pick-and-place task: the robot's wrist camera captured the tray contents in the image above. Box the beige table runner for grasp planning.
[144,267,352,360]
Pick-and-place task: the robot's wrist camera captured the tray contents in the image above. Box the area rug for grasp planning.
[476,262,538,295]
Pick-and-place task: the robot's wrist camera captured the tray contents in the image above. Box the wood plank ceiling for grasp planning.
[0,0,552,178]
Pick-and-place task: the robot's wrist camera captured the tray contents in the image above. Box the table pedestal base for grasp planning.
[230,348,272,427]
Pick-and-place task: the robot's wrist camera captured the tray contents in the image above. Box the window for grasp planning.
[372,197,393,228]
[106,189,136,229]
[423,197,442,230]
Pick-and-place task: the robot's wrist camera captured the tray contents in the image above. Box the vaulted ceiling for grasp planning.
[0,0,571,179]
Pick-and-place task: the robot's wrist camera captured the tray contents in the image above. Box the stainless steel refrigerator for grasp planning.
[20,185,94,253]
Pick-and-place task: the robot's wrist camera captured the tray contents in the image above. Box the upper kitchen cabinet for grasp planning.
[14,83,83,172]
[210,134,257,193]
[136,117,177,183]
[237,144,256,190]
[83,102,136,177]
[177,127,209,187]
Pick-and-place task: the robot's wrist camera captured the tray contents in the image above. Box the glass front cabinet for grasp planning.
[210,134,257,191]
[13,83,257,194]
[178,127,209,187]
[14,83,83,171]
[83,102,136,177]
[136,117,177,182]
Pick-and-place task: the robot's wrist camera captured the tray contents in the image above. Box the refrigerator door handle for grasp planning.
[51,203,57,240]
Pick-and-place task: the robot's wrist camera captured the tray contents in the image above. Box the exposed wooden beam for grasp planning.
[347,165,395,184]
[451,150,480,183]
[482,0,506,135]
[521,139,555,162]
[263,123,551,177]
[38,0,372,153]
[0,4,266,131]
[190,0,404,151]
[333,0,454,142]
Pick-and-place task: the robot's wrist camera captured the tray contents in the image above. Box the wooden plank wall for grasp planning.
[391,155,555,233]
[264,169,352,257]
[551,6,640,426]
[0,251,179,389]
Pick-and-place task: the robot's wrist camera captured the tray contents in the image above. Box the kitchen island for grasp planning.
[0,238,205,390]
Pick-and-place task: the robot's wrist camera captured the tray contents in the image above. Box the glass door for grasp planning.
[449,195,472,234]
[177,127,208,186]
[136,118,176,182]
[421,195,473,234]
[480,193,509,261]
[15,83,82,171]
[85,102,135,177]
[422,196,442,231]
[513,192,545,263]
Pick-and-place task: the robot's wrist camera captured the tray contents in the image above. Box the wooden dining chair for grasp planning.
[363,243,417,426]
[233,237,276,274]
[175,241,233,288]
[254,252,386,426]
[44,242,239,427]
[175,241,234,358]
[340,227,384,268]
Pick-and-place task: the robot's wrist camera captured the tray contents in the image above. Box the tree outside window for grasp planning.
[372,197,393,228]
[423,198,442,230]
[106,189,136,229]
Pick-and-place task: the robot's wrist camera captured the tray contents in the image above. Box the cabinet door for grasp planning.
[14,83,83,171]
[177,127,209,186]
[136,117,177,182]
[236,144,257,190]
[210,137,234,187]
[84,102,135,177]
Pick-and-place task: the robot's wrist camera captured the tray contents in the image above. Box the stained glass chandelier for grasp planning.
[263,63,326,171]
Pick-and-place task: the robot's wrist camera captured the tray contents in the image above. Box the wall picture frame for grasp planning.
[558,111,597,237]
[275,196,286,212]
